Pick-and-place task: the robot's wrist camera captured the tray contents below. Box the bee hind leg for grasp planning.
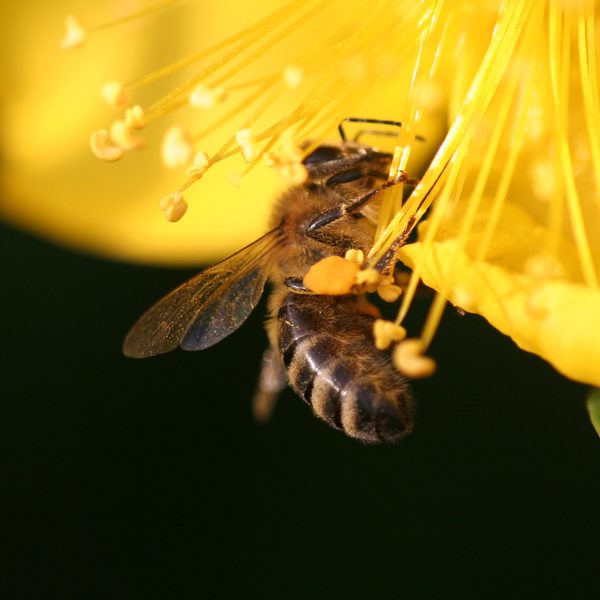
[252,348,288,423]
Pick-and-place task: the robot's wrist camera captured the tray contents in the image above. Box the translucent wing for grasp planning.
[123,229,281,358]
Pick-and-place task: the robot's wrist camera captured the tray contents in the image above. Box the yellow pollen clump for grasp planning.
[393,339,437,379]
[344,248,365,266]
[303,256,359,295]
[377,276,403,302]
[373,319,407,351]
[161,127,194,169]
[101,81,129,108]
[89,129,124,162]
[159,192,188,223]
[354,270,402,300]
[235,129,257,163]
[60,15,86,50]
[189,84,228,109]
[355,268,383,293]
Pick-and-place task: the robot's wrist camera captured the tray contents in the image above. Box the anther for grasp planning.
[377,276,403,302]
[125,105,146,130]
[236,129,257,163]
[263,134,306,183]
[186,151,211,180]
[90,129,124,162]
[278,162,308,184]
[373,320,407,350]
[159,192,188,223]
[60,15,87,50]
[393,339,437,378]
[189,85,228,109]
[109,120,145,151]
[101,81,129,108]
[355,268,383,293]
[344,249,365,266]
[161,127,194,169]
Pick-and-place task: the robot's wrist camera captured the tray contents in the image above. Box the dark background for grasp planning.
[2,221,599,599]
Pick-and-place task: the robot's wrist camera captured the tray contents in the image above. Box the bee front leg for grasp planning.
[252,348,288,423]
[306,171,416,244]
[371,216,416,275]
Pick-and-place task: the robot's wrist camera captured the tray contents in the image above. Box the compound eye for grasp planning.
[302,145,343,165]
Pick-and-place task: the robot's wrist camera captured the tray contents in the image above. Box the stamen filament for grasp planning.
[89,0,183,33]
[475,58,536,262]
[370,0,532,266]
[145,0,326,122]
[126,0,310,93]
[549,6,598,288]
[578,12,600,219]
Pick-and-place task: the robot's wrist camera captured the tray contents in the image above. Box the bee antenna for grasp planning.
[338,117,425,144]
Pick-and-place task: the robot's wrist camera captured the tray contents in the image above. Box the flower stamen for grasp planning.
[161,127,194,169]
[101,81,129,109]
[373,320,407,351]
[393,339,436,378]
[60,15,86,50]
[89,129,124,162]
[159,192,188,223]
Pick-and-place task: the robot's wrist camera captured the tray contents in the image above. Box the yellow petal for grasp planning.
[399,202,600,387]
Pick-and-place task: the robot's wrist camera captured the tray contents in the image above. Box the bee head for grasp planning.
[301,142,394,184]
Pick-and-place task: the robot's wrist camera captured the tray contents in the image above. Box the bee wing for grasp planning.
[123,229,281,358]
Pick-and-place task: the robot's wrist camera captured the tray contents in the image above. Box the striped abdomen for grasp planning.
[277,293,414,443]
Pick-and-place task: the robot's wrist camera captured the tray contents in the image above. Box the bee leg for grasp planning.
[306,171,416,243]
[283,277,315,294]
[252,348,288,423]
[371,216,416,275]
[373,162,449,275]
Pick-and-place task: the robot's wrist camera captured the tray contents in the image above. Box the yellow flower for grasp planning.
[389,0,600,388]
[2,1,599,388]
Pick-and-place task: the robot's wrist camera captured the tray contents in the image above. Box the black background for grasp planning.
[2,222,599,599]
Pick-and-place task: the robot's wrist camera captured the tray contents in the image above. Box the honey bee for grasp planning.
[124,118,419,443]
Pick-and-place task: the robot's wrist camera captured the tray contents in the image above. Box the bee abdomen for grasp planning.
[278,294,414,444]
